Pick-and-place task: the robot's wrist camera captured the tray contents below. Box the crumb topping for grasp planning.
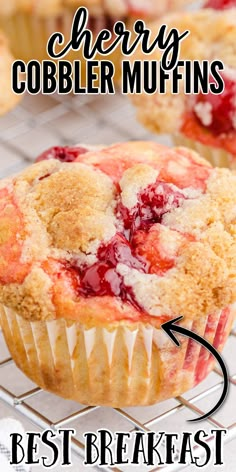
[33,163,116,253]
[1,141,236,324]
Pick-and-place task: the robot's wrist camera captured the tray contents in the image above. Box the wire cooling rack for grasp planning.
[0,93,236,471]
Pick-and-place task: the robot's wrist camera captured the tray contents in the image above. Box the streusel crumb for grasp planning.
[0,141,236,325]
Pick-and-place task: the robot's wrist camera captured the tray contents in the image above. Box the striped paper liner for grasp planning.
[0,305,234,407]
[0,12,124,81]
[173,134,236,170]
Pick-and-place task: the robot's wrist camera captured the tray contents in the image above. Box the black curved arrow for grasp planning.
[161,315,229,422]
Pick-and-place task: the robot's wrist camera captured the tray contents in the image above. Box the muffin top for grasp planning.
[0,0,192,19]
[0,31,21,115]
[1,141,236,326]
[130,9,236,151]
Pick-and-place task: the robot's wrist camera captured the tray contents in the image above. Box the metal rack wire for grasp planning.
[0,333,236,471]
[0,93,236,471]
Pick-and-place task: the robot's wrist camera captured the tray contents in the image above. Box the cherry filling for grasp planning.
[204,0,236,9]
[97,233,146,271]
[193,73,236,135]
[36,145,88,163]
[67,182,188,310]
[118,181,186,234]
[36,149,191,311]
[71,234,146,309]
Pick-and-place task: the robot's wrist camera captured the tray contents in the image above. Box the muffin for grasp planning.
[0,0,193,84]
[0,30,21,115]
[0,141,236,407]
[130,9,236,169]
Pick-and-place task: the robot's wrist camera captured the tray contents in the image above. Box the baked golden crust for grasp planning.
[130,9,236,135]
[33,163,116,252]
[1,141,236,324]
[0,0,193,18]
[0,30,21,115]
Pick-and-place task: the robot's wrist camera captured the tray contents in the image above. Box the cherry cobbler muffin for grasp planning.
[0,141,236,406]
[130,9,236,169]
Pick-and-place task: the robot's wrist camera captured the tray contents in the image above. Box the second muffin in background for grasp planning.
[129,8,236,169]
[0,0,194,85]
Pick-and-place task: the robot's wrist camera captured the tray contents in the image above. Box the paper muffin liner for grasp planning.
[0,304,234,407]
[173,134,236,170]
[0,12,122,82]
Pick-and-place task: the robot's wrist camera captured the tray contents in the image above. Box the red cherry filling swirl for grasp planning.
[117,181,185,233]
[205,0,236,9]
[70,181,188,310]
[36,147,192,311]
[193,72,236,135]
[36,145,89,163]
